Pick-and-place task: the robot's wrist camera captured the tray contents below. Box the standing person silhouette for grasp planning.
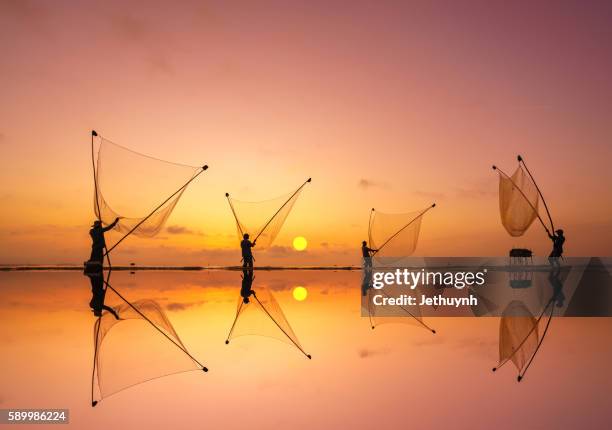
[548,229,565,268]
[362,240,378,268]
[89,218,119,264]
[241,233,256,268]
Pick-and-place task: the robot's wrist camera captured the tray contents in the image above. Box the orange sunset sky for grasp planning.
[1,0,611,265]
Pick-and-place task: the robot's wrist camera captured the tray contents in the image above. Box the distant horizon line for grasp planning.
[0,264,361,271]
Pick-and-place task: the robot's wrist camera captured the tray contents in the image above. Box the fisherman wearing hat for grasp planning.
[548,229,565,267]
[241,233,256,268]
[361,240,378,268]
[89,217,120,264]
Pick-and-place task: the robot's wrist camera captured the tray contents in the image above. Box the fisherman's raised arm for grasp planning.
[102,217,120,232]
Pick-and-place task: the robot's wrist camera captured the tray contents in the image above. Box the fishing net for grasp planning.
[226,179,310,249]
[93,135,203,238]
[368,205,433,265]
[468,287,499,316]
[497,165,540,237]
[226,287,309,357]
[497,300,540,374]
[93,298,202,403]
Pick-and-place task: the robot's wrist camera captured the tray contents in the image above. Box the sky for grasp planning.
[1,0,611,265]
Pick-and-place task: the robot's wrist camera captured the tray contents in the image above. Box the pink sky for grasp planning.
[1,0,611,265]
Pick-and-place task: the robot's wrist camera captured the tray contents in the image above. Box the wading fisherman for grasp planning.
[362,240,378,268]
[241,233,256,268]
[89,218,119,264]
[548,229,565,267]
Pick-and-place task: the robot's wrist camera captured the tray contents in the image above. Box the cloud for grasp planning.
[146,55,173,75]
[166,225,189,234]
[0,0,46,24]
[109,13,174,76]
[165,300,205,311]
[111,13,151,43]
[6,224,83,236]
[166,225,203,236]
[358,178,389,190]
[453,176,496,199]
[358,347,390,358]
[264,278,292,291]
[454,186,496,199]
[411,335,446,347]
[450,336,497,353]
[262,246,293,256]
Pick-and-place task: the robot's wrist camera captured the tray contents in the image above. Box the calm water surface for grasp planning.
[0,270,610,429]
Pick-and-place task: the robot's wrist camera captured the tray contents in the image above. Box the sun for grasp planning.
[292,236,308,251]
[292,286,308,301]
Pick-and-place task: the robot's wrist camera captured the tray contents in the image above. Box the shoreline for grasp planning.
[0,258,604,272]
[0,265,361,272]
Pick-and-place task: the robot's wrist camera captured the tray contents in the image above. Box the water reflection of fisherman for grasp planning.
[548,267,565,308]
[85,268,119,319]
[240,269,255,304]
[361,265,373,297]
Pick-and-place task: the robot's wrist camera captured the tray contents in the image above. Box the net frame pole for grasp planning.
[492,298,553,373]
[91,316,102,407]
[380,289,436,334]
[368,299,375,330]
[91,130,102,222]
[225,193,244,237]
[104,165,208,256]
[517,155,555,234]
[91,131,115,267]
[373,203,436,255]
[90,261,115,407]
[517,303,554,382]
[91,130,115,406]
[362,268,375,329]
[252,178,311,243]
[367,208,375,250]
[252,293,312,359]
[224,301,244,344]
[492,165,551,236]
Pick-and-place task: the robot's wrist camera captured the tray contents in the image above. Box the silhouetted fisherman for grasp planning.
[241,233,256,268]
[548,229,565,267]
[240,269,255,304]
[85,270,119,319]
[361,240,378,268]
[89,218,119,264]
